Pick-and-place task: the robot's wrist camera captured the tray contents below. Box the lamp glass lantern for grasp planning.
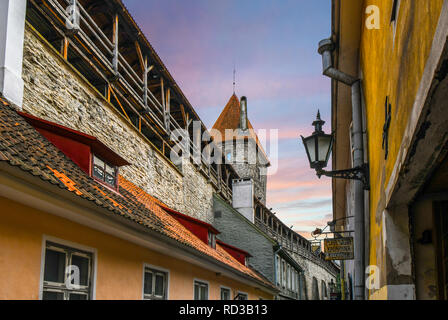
[301,111,333,171]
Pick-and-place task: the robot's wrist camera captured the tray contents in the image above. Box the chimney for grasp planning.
[0,0,27,109]
[232,178,255,223]
[239,96,248,131]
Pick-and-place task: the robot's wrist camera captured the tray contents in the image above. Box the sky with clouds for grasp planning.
[123,0,333,238]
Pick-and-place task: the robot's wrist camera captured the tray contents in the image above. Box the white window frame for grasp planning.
[220,286,231,300]
[275,255,280,286]
[208,231,216,249]
[294,271,299,293]
[282,260,287,289]
[39,235,97,300]
[142,263,170,300]
[236,291,248,300]
[92,154,118,188]
[193,279,209,300]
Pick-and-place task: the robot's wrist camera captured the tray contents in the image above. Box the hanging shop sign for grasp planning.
[324,237,354,260]
[311,243,321,254]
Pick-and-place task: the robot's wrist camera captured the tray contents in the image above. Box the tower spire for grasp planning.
[233,64,236,94]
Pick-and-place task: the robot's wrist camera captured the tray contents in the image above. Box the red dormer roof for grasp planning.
[18,112,130,175]
[162,205,220,245]
[217,239,252,266]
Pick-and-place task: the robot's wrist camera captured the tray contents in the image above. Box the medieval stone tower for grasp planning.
[212,94,270,208]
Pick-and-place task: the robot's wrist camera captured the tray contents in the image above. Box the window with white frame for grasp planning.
[208,231,216,249]
[282,260,286,288]
[194,280,208,300]
[235,292,248,300]
[294,271,298,293]
[220,287,231,300]
[92,155,117,188]
[143,267,168,300]
[226,151,232,163]
[42,241,93,300]
[321,280,328,299]
[275,255,280,286]
[289,268,293,291]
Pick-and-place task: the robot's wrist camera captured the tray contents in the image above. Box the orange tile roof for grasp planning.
[212,94,269,163]
[0,104,275,291]
[119,177,270,282]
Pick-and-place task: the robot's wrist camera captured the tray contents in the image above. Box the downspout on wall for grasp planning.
[240,96,248,131]
[318,38,366,300]
[0,0,26,109]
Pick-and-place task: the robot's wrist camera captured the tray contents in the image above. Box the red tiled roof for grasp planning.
[0,104,275,290]
[162,205,220,235]
[212,94,269,162]
[19,111,130,167]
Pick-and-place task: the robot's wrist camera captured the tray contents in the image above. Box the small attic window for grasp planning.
[93,155,117,188]
[208,231,216,249]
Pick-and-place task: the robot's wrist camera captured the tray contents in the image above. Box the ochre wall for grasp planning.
[359,0,443,297]
[0,196,272,300]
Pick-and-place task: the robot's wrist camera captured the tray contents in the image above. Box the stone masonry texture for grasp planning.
[21,25,214,224]
[213,194,275,283]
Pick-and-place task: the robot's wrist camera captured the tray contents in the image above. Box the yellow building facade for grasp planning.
[0,195,273,300]
[328,0,448,299]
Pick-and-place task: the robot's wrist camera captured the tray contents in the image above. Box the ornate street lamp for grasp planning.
[301,110,333,171]
[301,111,369,190]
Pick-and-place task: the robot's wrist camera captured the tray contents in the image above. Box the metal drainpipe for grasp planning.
[318,38,365,300]
[240,96,248,131]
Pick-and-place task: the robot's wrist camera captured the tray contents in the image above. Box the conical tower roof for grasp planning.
[211,94,269,165]
[212,94,255,134]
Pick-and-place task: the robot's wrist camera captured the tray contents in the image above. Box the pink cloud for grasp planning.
[267,189,331,205]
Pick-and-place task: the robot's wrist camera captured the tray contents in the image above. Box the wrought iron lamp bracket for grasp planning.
[316,164,370,190]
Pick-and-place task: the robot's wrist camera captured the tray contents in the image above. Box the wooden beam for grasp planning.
[165,87,171,132]
[185,112,192,132]
[112,13,119,73]
[160,77,165,108]
[109,85,131,122]
[143,56,148,108]
[147,82,161,89]
[135,41,145,73]
[61,37,69,60]
[180,104,187,129]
